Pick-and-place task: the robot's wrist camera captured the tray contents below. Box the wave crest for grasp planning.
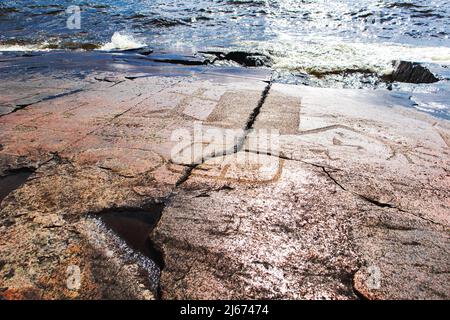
[99,32,146,51]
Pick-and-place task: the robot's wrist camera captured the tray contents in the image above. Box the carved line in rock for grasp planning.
[244,148,446,228]
[166,157,285,185]
[57,78,188,157]
[173,77,274,187]
[74,147,167,178]
[296,123,425,163]
[436,129,450,148]
[149,77,274,298]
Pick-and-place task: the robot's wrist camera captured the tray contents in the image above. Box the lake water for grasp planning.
[1,0,450,118]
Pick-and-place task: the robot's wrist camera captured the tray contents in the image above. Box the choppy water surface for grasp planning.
[1,0,450,118]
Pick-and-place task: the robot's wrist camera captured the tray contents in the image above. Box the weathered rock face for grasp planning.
[154,84,450,300]
[391,60,439,84]
[0,158,165,299]
[154,161,362,299]
[0,77,86,117]
[265,85,450,299]
[0,59,272,299]
[0,53,449,300]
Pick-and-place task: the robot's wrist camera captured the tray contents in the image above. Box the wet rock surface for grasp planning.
[199,51,273,67]
[390,60,439,84]
[0,53,449,300]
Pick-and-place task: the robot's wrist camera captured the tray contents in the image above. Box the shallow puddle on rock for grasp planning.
[98,204,165,267]
[0,169,34,203]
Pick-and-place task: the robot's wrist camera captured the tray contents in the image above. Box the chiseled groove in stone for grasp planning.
[0,68,275,299]
[174,77,273,188]
[243,147,447,229]
[58,77,188,158]
[155,77,273,298]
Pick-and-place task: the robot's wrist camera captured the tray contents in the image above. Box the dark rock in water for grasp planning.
[148,53,207,65]
[199,50,273,67]
[111,46,153,56]
[123,47,154,56]
[43,42,100,51]
[225,51,273,67]
[20,52,43,58]
[391,61,439,84]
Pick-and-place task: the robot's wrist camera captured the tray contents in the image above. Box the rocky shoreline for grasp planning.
[0,51,449,299]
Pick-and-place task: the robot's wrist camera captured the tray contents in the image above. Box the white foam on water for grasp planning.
[0,44,50,52]
[239,38,450,76]
[99,32,146,51]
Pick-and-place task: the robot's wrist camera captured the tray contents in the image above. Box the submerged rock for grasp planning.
[390,60,439,84]
[224,51,273,67]
[199,50,273,67]
[105,46,154,56]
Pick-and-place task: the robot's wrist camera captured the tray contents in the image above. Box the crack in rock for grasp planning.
[152,76,274,298]
[0,88,84,117]
[174,77,273,187]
